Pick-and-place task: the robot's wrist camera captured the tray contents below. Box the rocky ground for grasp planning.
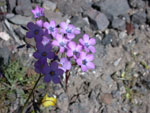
[0,0,150,113]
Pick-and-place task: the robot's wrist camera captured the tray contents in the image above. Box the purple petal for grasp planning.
[81,65,88,72]
[76,44,82,51]
[50,20,56,27]
[45,43,52,51]
[60,58,71,71]
[50,62,58,70]
[89,46,96,53]
[47,52,55,59]
[52,76,60,84]
[79,39,84,45]
[60,58,66,64]
[65,61,71,70]
[42,36,50,46]
[89,38,96,45]
[36,20,43,27]
[52,40,59,46]
[74,29,80,34]
[60,28,66,33]
[43,64,50,74]
[59,47,65,53]
[56,69,64,76]
[67,49,73,57]
[87,62,95,70]
[27,22,34,29]
[80,52,86,59]
[87,54,94,61]
[68,41,76,50]
[33,51,41,59]
[36,42,44,50]
[60,22,67,29]
[56,34,63,41]
[35,5,40,11]
[43,22,50,29]
[44,74,51,83]
[34,58,47,73]
[76,59,82,65]
[83,34,89,42]
[67,33,75,39]
[52,31,57,37]
[26,31,33,38]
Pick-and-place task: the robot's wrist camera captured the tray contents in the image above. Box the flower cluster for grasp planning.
[26,5,96,84]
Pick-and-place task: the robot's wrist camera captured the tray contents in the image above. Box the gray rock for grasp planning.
[146,8,150,23]
[57,93,69,112]
[129,0,145,9]
[5,13,15,19]
[112,17,126,31]
[70,102,90,113]
[31,0,42,3]
[57,0,91,15]
[15,0,32,16]
[57,1,82,15]
[0,47,10,66]
[42,0,57,11]
[44,10,67,25]
[7,0,16,12]
[8,15,32,25]
[71,16,88,28]
[14,26,26,40]
[85,8,109,30]
[4,19,23,44]
[94,0,130,19]
[132,11,146,25]
[102,30,119,47]
[95,12,110,31]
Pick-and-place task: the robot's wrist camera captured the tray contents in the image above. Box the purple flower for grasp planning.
[52,34,68,53]
[26,22,43,42]
[43,20,57,37]
[59,58,71,72]
[67,41,82,59]
[32,5,44,18]
[34,58,47,74]
[41,35,51,46]
[36,20,43,27]
[77,52,95,72]
[33,42,55,60]
[60,22,80,40]
[79,34,96,53]
[43,62,64,83]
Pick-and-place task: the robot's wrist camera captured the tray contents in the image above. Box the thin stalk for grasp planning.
[21,74,42,113]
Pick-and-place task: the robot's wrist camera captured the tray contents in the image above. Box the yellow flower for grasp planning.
[42,93,57,107]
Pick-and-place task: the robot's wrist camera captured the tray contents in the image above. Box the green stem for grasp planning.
[21,74,42,113]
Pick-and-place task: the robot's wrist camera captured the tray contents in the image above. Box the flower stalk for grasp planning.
[21,74,42,113]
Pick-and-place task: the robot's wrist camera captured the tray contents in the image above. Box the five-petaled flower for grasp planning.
[59,58,71,72]
[79,34,96,53]
[43,62,64,83]
[60,22,80,40]
[67,41,82,59]
[32,5,44,18]
[34,58,47,74]
[43,20,57,37]
[26,22,43,42]
[77,52,95,72]
[33,42,55,60]
[52,34,68,53]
